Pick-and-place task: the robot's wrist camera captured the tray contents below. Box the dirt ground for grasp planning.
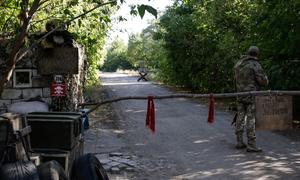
[83,85,142,179]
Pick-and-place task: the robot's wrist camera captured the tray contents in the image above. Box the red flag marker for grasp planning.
[207,93,215,124]
[146,96,155,133]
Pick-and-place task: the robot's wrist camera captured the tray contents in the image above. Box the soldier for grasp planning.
[234,46,268,152]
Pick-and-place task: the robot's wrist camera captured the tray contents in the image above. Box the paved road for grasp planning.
[95,72,300,179]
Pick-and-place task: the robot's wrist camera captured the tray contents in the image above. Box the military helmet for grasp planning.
[247,46,259,56]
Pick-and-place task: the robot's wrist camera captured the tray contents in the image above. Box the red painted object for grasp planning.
[207,93,215,124]
[50,82,67,97]
[146,96,155,133]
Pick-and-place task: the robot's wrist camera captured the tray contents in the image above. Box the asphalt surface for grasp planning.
[88,72,300,180]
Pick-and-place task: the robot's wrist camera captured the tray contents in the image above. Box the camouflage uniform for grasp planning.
[234,47,268,152]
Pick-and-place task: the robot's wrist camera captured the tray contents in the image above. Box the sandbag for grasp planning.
[0,161,39,180]
[8,101,49,114]
[37,161,68,180]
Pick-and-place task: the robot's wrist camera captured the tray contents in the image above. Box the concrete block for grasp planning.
[1,89,22,99]
[8,101,49,114]
[103,165,110,171]
[11,99,26,103]
[0,109,7,114]
[125,167,135,172]
[123,160,137,167]
[108,162,120,167]
[118,163,127,170]
[109,152,123,157]
[4,80,13,88]
[99,158,112,165]
[111,167,120,174]
[0,99,12,107]
[32,69,38,76]
[15,58,33,68]
[22,88,43,99]
[256,95,293,130]
[32,76,52,87]
[43,88,50,97]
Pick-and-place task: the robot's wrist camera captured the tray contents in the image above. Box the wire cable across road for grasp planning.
[79,90,300,115]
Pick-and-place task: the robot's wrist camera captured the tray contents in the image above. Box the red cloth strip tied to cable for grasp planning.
[207,93,215,124]
[146,96,155,133]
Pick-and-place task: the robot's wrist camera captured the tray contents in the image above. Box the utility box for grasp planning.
[37,48,81,75]
[255,95,293,130]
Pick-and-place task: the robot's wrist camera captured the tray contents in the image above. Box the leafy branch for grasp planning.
[17,0,117,64]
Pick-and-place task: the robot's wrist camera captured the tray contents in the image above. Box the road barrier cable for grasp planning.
[79,90,300,115]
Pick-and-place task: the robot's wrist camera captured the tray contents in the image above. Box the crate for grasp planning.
[26,112,83,150]
[32,138,83,175]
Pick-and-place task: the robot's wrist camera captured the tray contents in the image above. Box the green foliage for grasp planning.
[123,0,299,92]
[253,0,300,90]
[154,0,240,92]
[152,0,300,92]
[129,4,157,19]
[101,39,134,72]
[64,1,113,85]
[0,0,114,86]
[0,0,21,33]
[2,0,299,92]
[126,23,167,72]
[137,4,157,19]
[0,0,158,86]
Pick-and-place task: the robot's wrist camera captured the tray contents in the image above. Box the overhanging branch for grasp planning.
[17,0,117,61]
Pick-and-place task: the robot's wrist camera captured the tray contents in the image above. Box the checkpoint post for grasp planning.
[137,60,148,82]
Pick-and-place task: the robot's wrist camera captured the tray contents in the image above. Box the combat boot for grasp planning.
[247,139,262,152]
[235,135,247,149]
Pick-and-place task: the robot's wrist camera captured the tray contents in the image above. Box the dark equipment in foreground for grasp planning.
[0,112,109,180]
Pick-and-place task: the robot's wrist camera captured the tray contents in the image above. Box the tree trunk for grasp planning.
[0,0,114,97]
[0,0,41,97]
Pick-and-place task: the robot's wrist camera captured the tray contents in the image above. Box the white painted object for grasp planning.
[8,101,49,114]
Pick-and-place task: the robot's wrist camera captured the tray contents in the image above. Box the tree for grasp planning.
[0,0,43,95]
[101,38,134,72]
[0,0,158,95]
[127,23,167,72]
[154,0,300,92]
[0,0,116,95]
[253,0,300,90]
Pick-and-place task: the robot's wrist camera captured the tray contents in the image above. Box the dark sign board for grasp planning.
[38,48,80,75]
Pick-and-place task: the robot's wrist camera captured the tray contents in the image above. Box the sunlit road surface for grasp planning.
[99,72,300,180]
